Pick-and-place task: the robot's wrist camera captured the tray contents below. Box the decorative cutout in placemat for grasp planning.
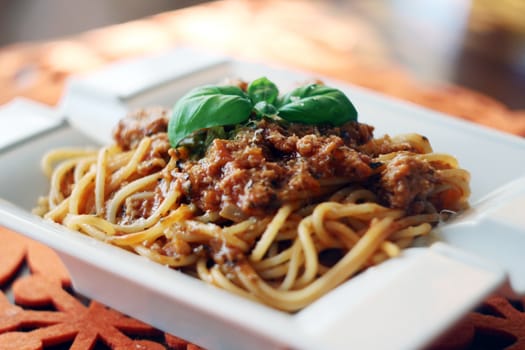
[0,227,202,350]
[468,296,525,350]
[420,296,525,350]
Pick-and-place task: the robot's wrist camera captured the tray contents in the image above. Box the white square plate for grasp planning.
[1,49,524,350]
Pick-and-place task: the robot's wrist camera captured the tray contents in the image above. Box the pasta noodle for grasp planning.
[35,103,470,312]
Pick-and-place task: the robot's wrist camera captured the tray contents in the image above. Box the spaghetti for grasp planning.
[35,86,470,312]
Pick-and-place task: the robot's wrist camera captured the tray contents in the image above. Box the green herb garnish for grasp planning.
[278,83,357,126]
[167,77,358,152]
[247,77,279,105]
[167,85,252,148]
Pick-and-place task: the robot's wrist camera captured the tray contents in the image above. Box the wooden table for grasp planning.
[1,1,525,349]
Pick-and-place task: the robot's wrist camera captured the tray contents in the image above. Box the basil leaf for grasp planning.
[168,85,252,147]
[247,77,279,105]
[253,101,278,118]
[278,84,357,126]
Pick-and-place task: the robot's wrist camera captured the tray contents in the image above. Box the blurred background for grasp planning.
[0,0,523,109]
[0,0,206,45]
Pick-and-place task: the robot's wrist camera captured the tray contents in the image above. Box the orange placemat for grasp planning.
[0,227,202,350]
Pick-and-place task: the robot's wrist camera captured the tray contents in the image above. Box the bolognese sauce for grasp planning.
[113,107,452,220]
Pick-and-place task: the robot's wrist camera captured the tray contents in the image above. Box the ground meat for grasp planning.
[295,134,372,178]
[110,108,445,218]
[376,153,438,212]
[175,119,376,216]
[136,133,171,175]
[113,107,169,150]
[111,107,171,176]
